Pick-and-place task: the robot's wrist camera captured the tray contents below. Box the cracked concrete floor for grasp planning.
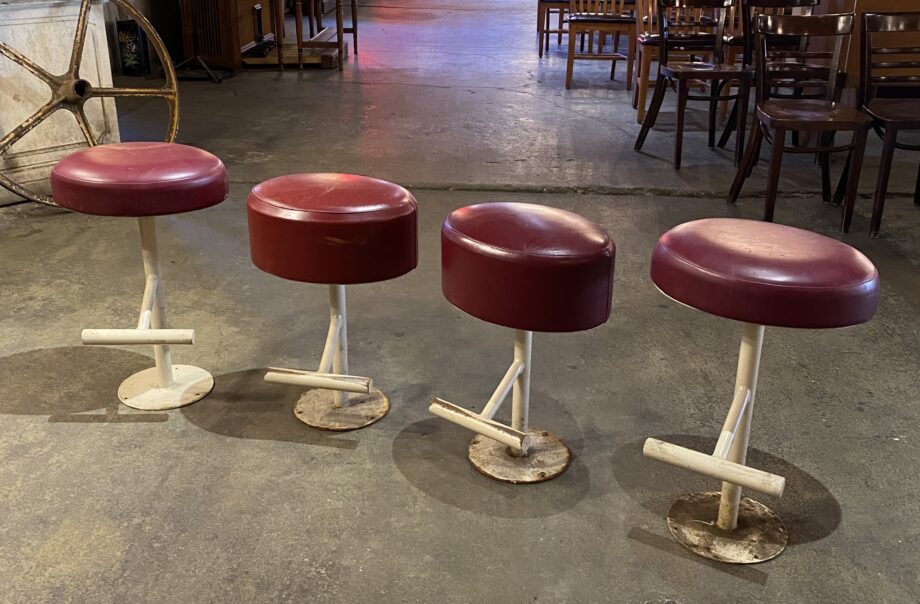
[1,1,919,602]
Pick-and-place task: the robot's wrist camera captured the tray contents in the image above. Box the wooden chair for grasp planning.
[292,0,356,69]
[632,0,717,123]
[860,11,920,238]
[634,0,753,168]
[538,0,569,58]
[565,0,635,89]
[728,13,872,234]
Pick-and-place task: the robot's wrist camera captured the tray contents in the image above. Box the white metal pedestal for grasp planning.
[644,323,788,563]
[266,284,389,431]
[430,330,571,484]
[82,217,212,410]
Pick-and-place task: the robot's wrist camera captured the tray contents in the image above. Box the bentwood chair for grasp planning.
[860,12,920,238]
[632,0,717,123]
[634,0,753,168]
[565,0,635,89]
[728,13,872,234]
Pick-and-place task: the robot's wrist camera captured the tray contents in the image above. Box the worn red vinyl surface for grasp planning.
[441,202,615,332]
[51,142,227,217]
[650,218,880,328]
[247,173,418,284]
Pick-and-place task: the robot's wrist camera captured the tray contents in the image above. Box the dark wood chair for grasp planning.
[717,0,819,145]
[728,13,872,233]
[861,11,920,238]
[565,0,635,89]
[634,0,753,168]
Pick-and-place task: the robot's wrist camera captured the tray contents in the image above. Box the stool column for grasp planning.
[510,330,533,456]
[330,284,349,407]
[717,323,765,531]
[138,217,175,389]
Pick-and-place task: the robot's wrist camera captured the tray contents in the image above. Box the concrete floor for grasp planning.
[1,1,919,602]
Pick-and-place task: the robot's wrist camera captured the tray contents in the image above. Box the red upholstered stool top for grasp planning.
[650,218,880,329]
[247,173,418,284]
[442,202,615,332]
[51,142,228,216]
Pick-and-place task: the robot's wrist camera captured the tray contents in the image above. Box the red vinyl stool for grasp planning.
[430,202,615,483]
[247,173,417,431]
[51,142,228,410]
[644,218,880,563]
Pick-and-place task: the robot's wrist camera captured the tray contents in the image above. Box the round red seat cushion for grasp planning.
[50,142,228,216]
[650,218,880,329]
[247,173,418,284]
[442,202,615,332]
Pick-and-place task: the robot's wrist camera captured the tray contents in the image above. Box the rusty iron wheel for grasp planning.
[0,0,179,206]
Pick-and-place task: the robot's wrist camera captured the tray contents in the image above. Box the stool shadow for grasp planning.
[0,346,168,423]
[180,368,359,450]
[626,526,770,586]
[391,411,590,519]
[612,435,842,546]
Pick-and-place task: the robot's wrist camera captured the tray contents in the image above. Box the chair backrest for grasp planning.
[860,12,920,106]
[657,0,734,65]
[753,13,854,103]
[570,0,627,15]
[739,0,819,66]
[636,0,709,37]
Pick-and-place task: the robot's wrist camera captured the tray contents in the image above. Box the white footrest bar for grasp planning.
[429,397,531,451]
[643,438,785,497]
[82,328,195,346]
[264,367,372,394]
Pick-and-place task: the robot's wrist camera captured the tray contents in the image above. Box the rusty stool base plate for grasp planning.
[118,365,214,411]
[666,491,788,564]
[294,387,390,431]
[467,428,571,484]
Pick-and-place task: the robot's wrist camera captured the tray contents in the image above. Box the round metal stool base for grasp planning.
[666,491,788,564]
[294,387,390,431]
[468,428,571,484]
[118,365,214,411]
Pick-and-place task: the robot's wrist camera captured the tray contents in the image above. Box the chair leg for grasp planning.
[764,127,786,223]
[870,126,898,238]
[819,132,834,203]
[538,4,546,57]
[636,49,652,123]
[915,162,920,206]
[295,1,305,69]
[718,100,738,149]
[675,79,690,169]
[351,0,357,54]
[735,81,750,166]
[335,0,345,69]
[626,31,634,92]
[708,80,720,148]
[558,9,564,45]
[729,120,762,203]
[565,26,577,89]
[840,128,869,234]
[635,73,667,151]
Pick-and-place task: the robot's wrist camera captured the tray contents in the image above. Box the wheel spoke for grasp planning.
[69,0,92,77]
[91,87,175,99]
[0,42,56,83]
[73,108,97,146]
[0,101,58,155]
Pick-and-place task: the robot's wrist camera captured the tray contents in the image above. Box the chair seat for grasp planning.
[650,219,879,329]
[865,98,920,128]
[567,13,634,25]
[247,173,418,284]
[50,142,228,217]
[757,100,872,130]
[661,62,754,79]
[637,33,716,48]
[441,202,614,333]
